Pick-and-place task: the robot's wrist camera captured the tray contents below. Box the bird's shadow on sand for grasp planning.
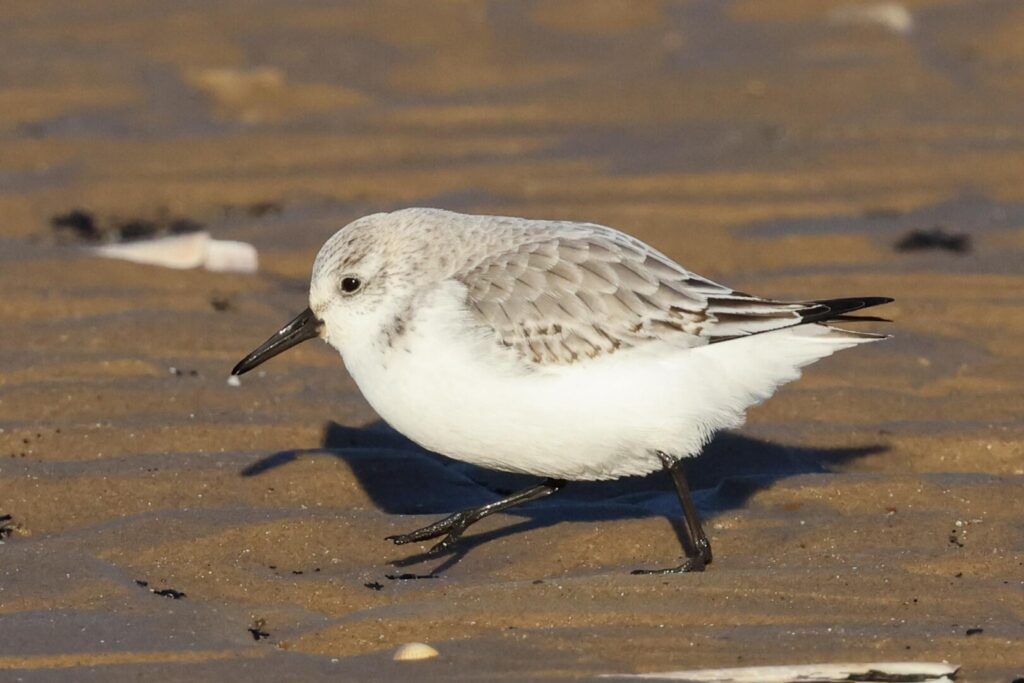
[241,421,886,574]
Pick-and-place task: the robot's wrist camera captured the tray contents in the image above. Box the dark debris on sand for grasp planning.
[210,294,232,311]
[135,579,186,599]
[51,208,205,244]
[51,209,102,241]
[248,618,270,641]
[0,514,15,540]
[385,573,436,581]
[895,227,971,254]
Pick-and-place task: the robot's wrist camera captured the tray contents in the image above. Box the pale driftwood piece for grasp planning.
[602,661,958,682]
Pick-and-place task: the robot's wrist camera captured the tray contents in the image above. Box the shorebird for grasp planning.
[233,208,891,573]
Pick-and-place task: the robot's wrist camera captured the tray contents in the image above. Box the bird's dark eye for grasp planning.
[340,277,362,294]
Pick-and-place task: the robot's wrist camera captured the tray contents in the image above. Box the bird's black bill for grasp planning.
[231,307,322,376]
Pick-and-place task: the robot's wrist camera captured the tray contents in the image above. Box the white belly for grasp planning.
[336,290,871,481]
[339,295,709,480]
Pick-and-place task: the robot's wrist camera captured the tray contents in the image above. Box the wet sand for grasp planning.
[1,1,1023,680]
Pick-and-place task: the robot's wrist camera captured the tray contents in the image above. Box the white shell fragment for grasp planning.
[90,231,258,273]
[226,375,241,387]
[92,231,208,269]
[602,662,958,682]
[204,238,259,273]
[828,3,913,34]
[392,642,439,662]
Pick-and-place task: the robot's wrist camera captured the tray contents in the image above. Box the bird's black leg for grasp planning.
[632,451,712,575]
[387,478,567,556]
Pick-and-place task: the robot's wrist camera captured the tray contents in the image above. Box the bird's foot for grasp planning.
[630,556,706,575]
[631,540,712,575]
[423,524,476,555]
[386,512,476,556]
[385,511,464,544]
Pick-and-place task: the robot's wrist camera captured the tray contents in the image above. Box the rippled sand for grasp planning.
[1,1,1022,680]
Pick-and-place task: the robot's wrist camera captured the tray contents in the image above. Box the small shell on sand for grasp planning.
[204,238,259,273]
[828,3,913,34]
[603,662,958,682]
[90,232,258,273]
[392,642,439,661]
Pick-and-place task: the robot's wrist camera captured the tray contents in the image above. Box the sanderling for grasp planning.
[233,208,892,573]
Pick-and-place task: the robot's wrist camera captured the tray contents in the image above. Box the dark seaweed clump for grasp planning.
[51,208,205,243]
[895,228,971,254]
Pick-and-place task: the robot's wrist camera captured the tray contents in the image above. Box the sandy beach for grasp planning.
[1,1,1023,680]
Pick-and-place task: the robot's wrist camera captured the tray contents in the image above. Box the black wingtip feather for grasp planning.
[829,314,892,324]
[706,295,893,345]
[801,297,894,324]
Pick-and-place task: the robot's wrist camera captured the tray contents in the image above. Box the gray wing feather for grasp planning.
[458,226,808,366]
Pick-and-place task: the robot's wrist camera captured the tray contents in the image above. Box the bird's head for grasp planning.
[231,209,462,376]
